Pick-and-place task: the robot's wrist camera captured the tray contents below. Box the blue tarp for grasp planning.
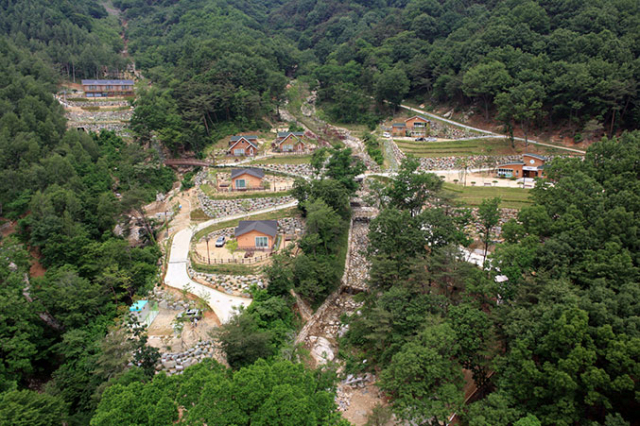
[130,300,148,312]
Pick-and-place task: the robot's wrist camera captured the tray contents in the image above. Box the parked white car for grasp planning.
[382,132,391,138]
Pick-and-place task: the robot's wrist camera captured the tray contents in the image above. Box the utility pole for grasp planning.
[204,235,211,264]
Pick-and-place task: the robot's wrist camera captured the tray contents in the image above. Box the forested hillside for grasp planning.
[0,0,127,79]
[340,135,640,425]
[0,7,175,423]
[117,0,640,152]
[116,0,295,152]
[274,0,640,136]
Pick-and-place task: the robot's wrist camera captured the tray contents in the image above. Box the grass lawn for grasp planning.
[251,155,312,165]
[193,207,299,241]
[190,256,260,276]
[190,208,210,222]
[443,183,533,209]
[393,138,560,158]
[394,138,514,157]
[200,184,292,200]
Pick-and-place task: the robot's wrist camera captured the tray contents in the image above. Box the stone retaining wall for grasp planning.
[156,340,223,376]
[198,191,294,218]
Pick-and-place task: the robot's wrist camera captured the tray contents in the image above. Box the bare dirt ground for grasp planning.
[0,220,16,239]
[29,252,46,278]
[147,286,221,353]
[342,382,392,426]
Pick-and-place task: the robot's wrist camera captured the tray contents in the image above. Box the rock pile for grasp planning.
[335,373,378,412]
[188,267,262,296]
[251,163,315,178]
[345,220,370,291]
[156,340,223,375]
[278,217,305,236]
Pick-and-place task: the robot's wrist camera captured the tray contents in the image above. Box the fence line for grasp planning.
[191,251,273,265]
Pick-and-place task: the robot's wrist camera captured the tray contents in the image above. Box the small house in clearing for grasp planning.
[229,135,259,156]
[230,168,265,190]
[496,153,548,179]
[274,132,306,152]
[235,220,278,251]
[391,122,406,137]
[391,115,431,137]
[82,80,135,97]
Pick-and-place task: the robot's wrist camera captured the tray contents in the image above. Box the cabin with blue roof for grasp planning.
[81,79,135,98]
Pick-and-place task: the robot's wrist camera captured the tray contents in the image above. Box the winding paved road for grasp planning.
[164,200,298,323]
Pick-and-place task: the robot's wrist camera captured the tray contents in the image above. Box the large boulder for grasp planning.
[310,337,335,365]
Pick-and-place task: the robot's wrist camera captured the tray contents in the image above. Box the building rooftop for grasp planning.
[229,136,258,148]
[405,115,430,123]
[81,79,134,85]
[235,220,278,238]
[523,153,547,161]
[231,168,265,180]
[277,132,305,138]
[392,123,406,127]
[230,135,258,142]
[497,162,525,167]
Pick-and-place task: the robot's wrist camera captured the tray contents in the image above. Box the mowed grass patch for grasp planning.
[251,155,312,165]
[394,138,558,158]
[394,138,518,157]
[193,207,299,241]
[443,183,533,209]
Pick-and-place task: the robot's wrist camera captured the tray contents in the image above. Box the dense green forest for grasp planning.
[0,0,127,79]
[342,135,640,425]
[0,16,174,424]
[118,0,640,151]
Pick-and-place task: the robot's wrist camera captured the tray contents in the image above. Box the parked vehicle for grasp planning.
[382,132,391,138]
[178,309,202,321]
[415,137,426,141]
[215,236,226,247]
[426,137,437,142]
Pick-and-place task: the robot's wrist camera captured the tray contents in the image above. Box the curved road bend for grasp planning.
[398,104,586,154]
[165,200,299,323]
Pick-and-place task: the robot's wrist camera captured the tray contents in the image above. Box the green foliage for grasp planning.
[215,310,275,370]
[118,0,296,152]
[0,239,47,391]
[362,133,384,165]
[0,389,68,426]
[380,322,464,425]
[0,1,127,79]
[92,358,342,426]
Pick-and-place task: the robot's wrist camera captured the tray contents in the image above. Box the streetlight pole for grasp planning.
[204,235,211,264]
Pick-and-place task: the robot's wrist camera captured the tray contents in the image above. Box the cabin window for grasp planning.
[235,179,246,189]
[497,168,513,178]
[234,149,245,156]
[255,236,269,248]
[283,144,293,152]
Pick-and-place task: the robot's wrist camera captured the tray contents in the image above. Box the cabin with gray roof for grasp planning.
[235,220,278,251]
[229,135,259,156]
[230,168,265,190]
[274,132,306,152]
